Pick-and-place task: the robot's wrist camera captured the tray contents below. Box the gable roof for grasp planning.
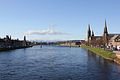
[109,34,120,40]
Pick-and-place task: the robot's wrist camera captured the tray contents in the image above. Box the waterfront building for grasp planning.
[58,40,81,46]
[0,35,31,50]
[108,34,120,50]
[87,20,120,50]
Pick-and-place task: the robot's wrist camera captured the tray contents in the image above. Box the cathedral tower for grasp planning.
[103,20,109,46]
[92,30,94,37]
[24,36,26,42]
[87,24,91,41]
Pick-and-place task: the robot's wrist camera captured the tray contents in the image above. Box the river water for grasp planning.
[0,45,120,80]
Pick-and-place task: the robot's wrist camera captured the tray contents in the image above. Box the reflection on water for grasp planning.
[0,45,120,80]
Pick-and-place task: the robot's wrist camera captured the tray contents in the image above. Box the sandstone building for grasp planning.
[87,20,120,50]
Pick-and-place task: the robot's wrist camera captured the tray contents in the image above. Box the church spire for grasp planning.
[88,24,91,40]
[103,20,109,46]
[92,30,94,37]
[104,20,108,35]
[24,36,26,41]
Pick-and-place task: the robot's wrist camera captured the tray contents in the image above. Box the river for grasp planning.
[0,45,120,80]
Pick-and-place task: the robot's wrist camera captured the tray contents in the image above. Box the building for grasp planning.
[87,20,120,50]
[57,40,81,46]
[108,34,120,50]
[0,35,32,50]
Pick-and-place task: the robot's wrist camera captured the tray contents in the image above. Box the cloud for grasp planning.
[23,30,68,35]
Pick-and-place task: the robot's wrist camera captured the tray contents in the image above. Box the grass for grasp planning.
[58,45,115,59]
[81,45,115,60]
[58,45,120,64]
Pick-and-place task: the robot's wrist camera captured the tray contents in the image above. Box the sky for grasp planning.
[0,0,120,41]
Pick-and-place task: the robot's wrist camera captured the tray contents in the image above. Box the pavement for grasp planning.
[113,51,120,58]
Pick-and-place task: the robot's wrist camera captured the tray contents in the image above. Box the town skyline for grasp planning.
[0,0,120,40]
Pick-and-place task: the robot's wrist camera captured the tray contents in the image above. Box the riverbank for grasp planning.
[0,46,33,51]
[81,46,115,60]
[58,45,80,47]
[58,45,120,64]
[81,45,120,64]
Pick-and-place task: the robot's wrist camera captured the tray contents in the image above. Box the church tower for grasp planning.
[103,20,109,46]
[87,24,91,41]
[24,36,26,42]
[92,30,94,37]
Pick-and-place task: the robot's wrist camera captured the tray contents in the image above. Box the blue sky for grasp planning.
[0,0,120,41]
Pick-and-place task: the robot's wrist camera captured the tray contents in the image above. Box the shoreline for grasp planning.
[80,46,114,60]
[0,46,33,51]
[80,46,120,65]
[57,45,80,47]
[58,45,120,65]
